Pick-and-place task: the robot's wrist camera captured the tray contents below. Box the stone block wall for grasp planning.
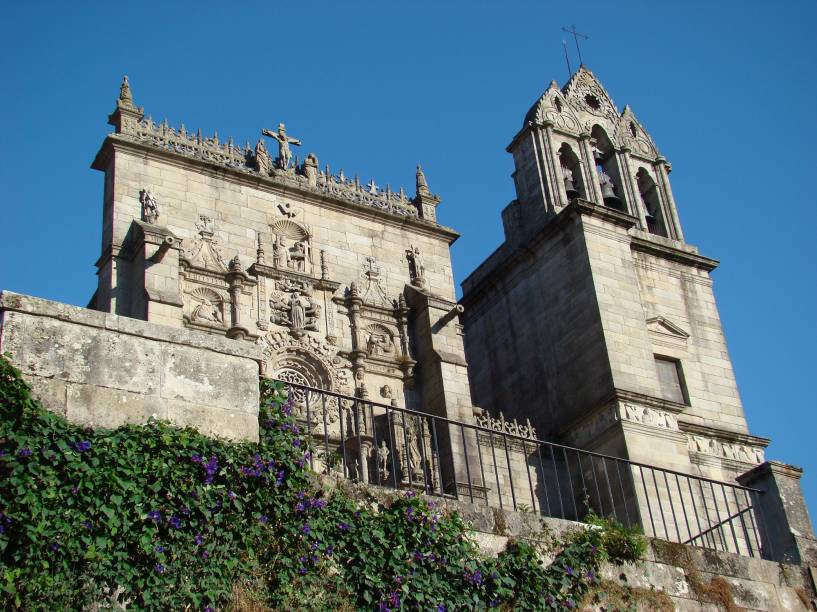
[0,292,262,442]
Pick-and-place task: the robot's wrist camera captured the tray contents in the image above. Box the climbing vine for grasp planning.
[0,354,644,610]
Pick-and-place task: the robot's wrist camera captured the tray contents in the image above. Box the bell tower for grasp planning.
[462,67,768,485]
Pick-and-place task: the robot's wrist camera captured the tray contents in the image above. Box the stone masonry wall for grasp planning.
[0,292,262,442]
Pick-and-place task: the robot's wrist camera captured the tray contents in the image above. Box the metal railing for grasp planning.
[276,380,772,560]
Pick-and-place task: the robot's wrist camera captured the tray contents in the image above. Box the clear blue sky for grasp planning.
[2,2,815,514]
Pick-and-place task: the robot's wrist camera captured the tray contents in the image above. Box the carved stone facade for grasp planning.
[462,66,770,488]
[89,76,475,490]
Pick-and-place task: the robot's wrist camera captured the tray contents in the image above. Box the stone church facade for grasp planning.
[89,76,474,433]
[461,67,768,486]
[2,68,814,577]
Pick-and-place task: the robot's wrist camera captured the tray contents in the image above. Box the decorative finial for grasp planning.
[229,254,242,273]
[416,164,431,197]
[119,75,133,104]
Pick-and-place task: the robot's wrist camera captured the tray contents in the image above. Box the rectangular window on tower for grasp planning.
[655,356,688,404]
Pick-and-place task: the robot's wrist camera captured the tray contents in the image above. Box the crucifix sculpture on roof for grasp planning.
[262,123,302,169]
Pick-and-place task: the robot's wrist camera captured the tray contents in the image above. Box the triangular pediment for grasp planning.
[618,105,660,159]
[523,81,583,133]
[561,66,620,130]
[646,316,689,339]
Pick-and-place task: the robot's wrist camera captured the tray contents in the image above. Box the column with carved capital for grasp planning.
[578,132,603,206]
[655,157,685,242]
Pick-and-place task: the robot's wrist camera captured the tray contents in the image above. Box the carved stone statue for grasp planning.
[139,189,160,224]
[406,424,423,478]
[289,292,306,330]
[366,330,395,356]
[273,236,290,269]
[406,245,426,286]
[262,123,302,169]
[255,138,272,175]
[290,240,307,271]
[303,153,319,187]
[376,440,390,480]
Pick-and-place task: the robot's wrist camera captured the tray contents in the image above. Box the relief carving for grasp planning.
[269,279,320,336]
[621,403,678,430]
[686,434,764,464]
[365,324,396,358]
[360,256,392,307]
[185,287,227,328]
[270,216,313,274]
[182,215,228,271]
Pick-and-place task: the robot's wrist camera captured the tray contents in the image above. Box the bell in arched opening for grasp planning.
[558,143,584,202]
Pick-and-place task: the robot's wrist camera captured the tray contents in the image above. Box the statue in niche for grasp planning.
[139,189,160,224]
[366,328,395,357]
[290,240,307,271]
[406,424,423,478]
[272,236,290,269]
[289,292,306,330]
[262,123,302,169]
[376,440,390,480]
[191,297,222,323]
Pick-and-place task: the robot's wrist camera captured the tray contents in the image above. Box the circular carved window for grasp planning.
[584,94,601,110]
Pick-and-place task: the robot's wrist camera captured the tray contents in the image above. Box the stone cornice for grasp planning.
[92,135,461,245]
[679,422,770,448]
[631,235,719,272]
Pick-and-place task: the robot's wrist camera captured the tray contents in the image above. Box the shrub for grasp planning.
[0,355,645,610]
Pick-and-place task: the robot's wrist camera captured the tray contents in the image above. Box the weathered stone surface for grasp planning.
[0,291,262,441]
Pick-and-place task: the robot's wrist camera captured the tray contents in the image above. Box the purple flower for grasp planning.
[73,440,92,452]
[275,470,285,486]
[154,544,165,553]
[326,544,333,556]
[298,567,307,575]
[312,499,326,509]
[465,569,484,586]
[194,533,204,546]
[565,565,574,577]
[295,502,306,513]
[338,522,351,532]
[565,599,575,609]
[83,521,93,530]
[293,439,301,448]
[302,523,311,534]
[154,563,165,574]
[227,490,236,500]
[203,607,214,612]
[436,605,447,612]
[587,570,596,582]
[17,448,32,457]
[49,542,60,552]
[191,453,202,463]
[258,514,268,524]
[201,550,210,560]
[147,510,162,523]
[168,516,182,529]
[404,490,416,499]
[71,486,78,495]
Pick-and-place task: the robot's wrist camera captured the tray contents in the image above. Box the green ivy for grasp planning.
[0,354,644,610]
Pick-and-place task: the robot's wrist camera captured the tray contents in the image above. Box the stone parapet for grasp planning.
[0,291,263,441]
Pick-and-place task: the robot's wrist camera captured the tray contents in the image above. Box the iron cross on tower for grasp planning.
[561,24,589,67]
